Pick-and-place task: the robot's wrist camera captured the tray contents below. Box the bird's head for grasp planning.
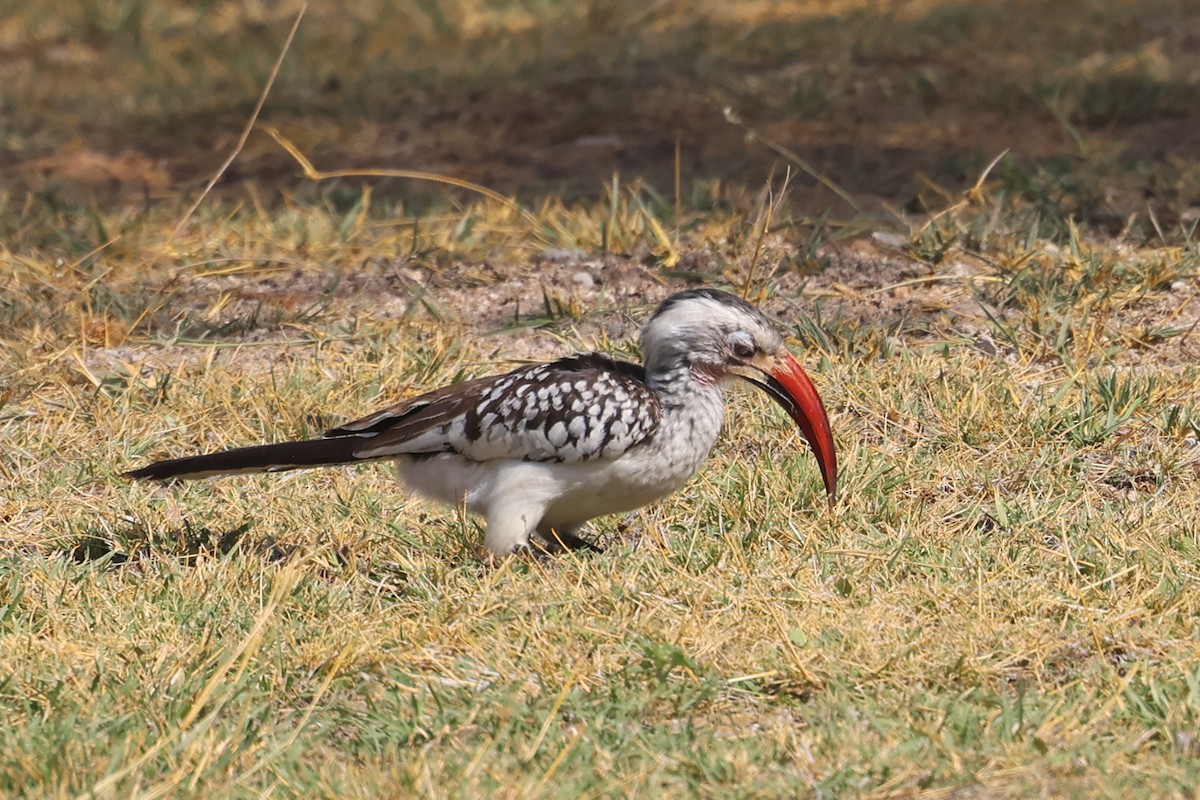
[641,288,839,500]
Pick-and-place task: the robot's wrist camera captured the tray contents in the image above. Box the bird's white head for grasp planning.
[641,288,785,382]
[640,288,839,500]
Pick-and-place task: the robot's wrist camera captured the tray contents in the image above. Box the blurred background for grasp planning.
[3,0,1198,229]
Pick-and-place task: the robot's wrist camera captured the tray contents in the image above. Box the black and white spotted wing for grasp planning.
[329,354,662,464]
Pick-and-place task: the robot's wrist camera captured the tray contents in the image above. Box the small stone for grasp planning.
[871,231,906,248]
[571,271,595,290]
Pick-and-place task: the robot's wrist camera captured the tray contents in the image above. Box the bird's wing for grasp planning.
[328,354,662,463]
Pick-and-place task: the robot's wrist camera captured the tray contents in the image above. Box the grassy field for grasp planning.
[3,0,1200,797]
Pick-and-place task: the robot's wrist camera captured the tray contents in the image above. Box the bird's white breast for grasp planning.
[391,380,727,535]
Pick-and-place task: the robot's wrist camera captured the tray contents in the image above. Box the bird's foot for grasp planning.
[532,528,603,555]
[479,529,602,567]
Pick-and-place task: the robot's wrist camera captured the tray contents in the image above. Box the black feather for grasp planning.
[124,437,368,482]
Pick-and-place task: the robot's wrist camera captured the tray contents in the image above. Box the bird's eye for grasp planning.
[728,332,756,359]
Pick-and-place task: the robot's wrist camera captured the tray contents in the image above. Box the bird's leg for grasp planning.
[483,499,546,557]
[534,524,603,554]
[554,530,603,553]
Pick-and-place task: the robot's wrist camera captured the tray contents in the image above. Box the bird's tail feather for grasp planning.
[124,437,370,482]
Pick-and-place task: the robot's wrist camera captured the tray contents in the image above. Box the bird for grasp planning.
[125,288,838,557]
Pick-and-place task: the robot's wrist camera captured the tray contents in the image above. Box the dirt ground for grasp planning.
[5,0,1200,378]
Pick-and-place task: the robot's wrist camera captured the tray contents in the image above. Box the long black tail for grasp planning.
[124,437,370,482]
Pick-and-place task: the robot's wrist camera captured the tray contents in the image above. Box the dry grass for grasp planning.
[3,1,1200,798]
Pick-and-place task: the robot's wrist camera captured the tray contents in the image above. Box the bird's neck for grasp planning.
[645,359,727,447]
[646,359,717,397]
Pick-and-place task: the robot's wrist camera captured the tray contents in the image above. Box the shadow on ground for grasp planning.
[4,0,1198,218]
